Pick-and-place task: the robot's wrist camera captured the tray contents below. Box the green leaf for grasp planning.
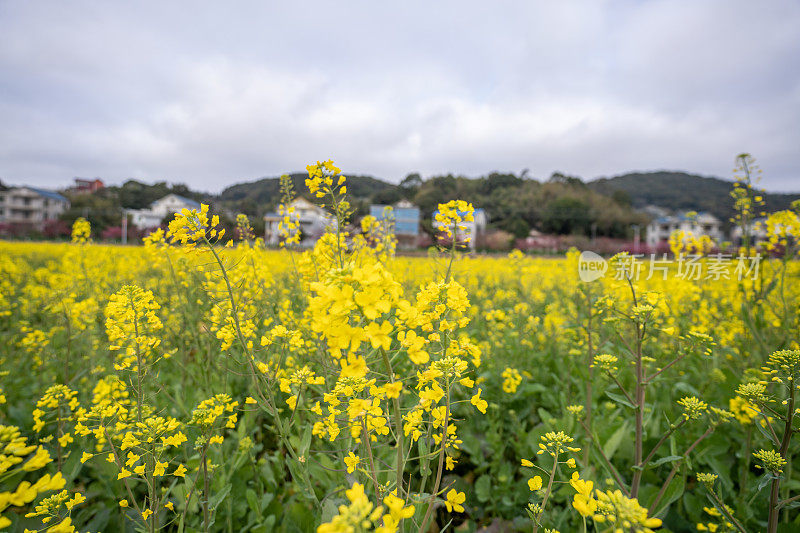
[287,458,315,501]
[475,475,492,502]
[299,424,312,457]
[605,391,636,410]
[651,455,683,468]
[418,439,432,476]
[757,473,774,493]
[321,498,341,522]
[754,416,779,446]
[246,488,260,515]
[210,483,232,511]
[603,421,629,461]
[650,473,685,516]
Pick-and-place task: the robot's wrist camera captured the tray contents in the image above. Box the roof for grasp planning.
[152,194,201,209]
[651,211,720,224]
[26,187,68,202]
[432,207,485,218]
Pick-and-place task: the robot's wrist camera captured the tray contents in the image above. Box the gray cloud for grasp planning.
[1,0,798,192]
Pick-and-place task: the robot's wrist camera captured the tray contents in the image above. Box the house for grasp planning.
[69,178,104,194]
[432,207,487,249]
[0,186,69,227]
[730,217,769,247]
[645,211,723,248]
[129,194,202,230]
[369,200,421,247]
[263,212,281,246]
[369,200,420,236]
[263,197,337,246]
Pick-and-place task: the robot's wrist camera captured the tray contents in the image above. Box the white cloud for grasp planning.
[0,0,798,192]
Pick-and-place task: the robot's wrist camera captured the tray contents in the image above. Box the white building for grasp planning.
[0,186,69,226]
[432,207,487,249]
[129,194,202,229]
[646,211,723,247]
[263,197,338,246]
[730,217,768,247]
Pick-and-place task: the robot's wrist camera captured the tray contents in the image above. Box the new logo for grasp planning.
[578,251,607,282]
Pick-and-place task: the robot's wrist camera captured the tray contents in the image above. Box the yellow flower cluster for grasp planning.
[764,206,800,254]
[501,367,522,394]
[306,160,345,198]
[235,213,255,242]
[70,217,91,244]
[191,394,239,431]
[316,483,413,533]
[105,285,163,372]
[728,396,758,425]
[167,203,223,247]
[677,396,709,420]
[753,448,786,474]
[434,200,474,240]
[570,473,662,532]
[0,425,67,529]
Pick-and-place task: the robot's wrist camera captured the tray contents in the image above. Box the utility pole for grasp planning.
[121,210,128,245]
[632,224,640,254]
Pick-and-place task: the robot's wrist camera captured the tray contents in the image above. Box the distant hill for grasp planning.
[219,172,397,209]
[587,171,799,224]
[51,168,799,239]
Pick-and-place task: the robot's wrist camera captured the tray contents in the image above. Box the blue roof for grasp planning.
[27,187,68,202]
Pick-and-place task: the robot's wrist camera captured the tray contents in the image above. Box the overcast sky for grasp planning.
[1,1,799,193]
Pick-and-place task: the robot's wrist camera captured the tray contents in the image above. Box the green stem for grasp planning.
[419,380,450,531]
[381,348,406,499]
[532,453,560,533]
[361,420,381,499]
[768,385,794,533]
